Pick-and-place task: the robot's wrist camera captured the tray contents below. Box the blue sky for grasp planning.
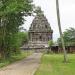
[23,0,75,41]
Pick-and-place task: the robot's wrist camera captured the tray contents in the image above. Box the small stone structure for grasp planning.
[28,12,53,48]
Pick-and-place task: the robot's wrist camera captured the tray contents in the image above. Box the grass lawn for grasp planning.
[35,54,75,75]
[0,50,33,68]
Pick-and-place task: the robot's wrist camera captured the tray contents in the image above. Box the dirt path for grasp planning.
[0,53,42,75]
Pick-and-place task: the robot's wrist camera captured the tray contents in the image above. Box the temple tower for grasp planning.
[28,8,53,48]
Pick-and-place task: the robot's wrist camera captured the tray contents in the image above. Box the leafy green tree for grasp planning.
[0,0,33,16]
[0,13,24,58]
[10,32,28,55]
[0,0,33,58]
[48,40,53,53]
[58,27,75,46]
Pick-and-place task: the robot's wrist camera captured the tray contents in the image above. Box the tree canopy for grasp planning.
[0,0,33,58]
[34,6,43,15]
[57,27,75,46]
[0,0,33,16]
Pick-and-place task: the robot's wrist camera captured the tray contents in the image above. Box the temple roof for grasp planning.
[29,14,53,33]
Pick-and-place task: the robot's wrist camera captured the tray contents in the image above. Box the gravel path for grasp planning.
[0,53,42,75]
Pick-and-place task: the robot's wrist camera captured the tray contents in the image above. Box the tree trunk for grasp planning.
[56,0,67,62]
[0,17,6,59]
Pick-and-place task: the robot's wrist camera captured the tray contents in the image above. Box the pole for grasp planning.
[56,0,67,62]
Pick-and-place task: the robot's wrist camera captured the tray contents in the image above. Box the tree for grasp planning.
[0,0,33,58]
[10,32,28,54]
[34,6,43,15]
[56,0,67,62]
[48,40,53,53]
[0,0,33,16]
[58,27,75,46]
[0,13,24,58]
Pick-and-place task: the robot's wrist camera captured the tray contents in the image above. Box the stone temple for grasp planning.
[28,10,53,48]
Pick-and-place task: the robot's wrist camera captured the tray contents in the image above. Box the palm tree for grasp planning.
[56,0,67,62]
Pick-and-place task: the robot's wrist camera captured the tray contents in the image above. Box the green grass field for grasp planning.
[35,54,75,75]
[0,50,33,68]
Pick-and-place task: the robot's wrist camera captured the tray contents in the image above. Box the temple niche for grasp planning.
[28,8,53,48]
